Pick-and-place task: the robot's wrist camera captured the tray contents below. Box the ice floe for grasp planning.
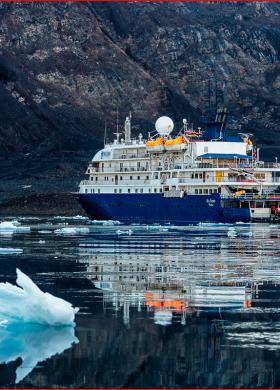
[0,248,23,254]
[227,227,237,237]
[0,221,30,233]
[116,229,133,235]
[0,269,79,326]
[0,322,78,383]
[241,231,253,237]
[89,219,121,225]
[54,227,90,235]
[54,215,88,221]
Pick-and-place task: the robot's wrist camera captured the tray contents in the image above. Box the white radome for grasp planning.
[155,116,174,136]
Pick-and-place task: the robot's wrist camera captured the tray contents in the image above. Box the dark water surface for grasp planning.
[0,217,280,388]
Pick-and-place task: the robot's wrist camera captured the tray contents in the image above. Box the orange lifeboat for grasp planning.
[146,137,165,152]
[165,135,187,151]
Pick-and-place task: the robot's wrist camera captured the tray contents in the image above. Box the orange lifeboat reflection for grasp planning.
[144,292,185,313]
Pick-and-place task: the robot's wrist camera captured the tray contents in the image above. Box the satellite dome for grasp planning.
[155,116,174,136]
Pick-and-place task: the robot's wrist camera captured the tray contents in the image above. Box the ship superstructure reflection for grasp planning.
[78,223,280,326]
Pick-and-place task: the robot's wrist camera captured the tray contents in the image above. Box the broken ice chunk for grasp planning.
[0,269,79,326]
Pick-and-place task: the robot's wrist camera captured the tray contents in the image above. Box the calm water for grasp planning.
[0,217,280,388]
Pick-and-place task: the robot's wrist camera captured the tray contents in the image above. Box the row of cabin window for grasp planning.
[191,173,210,179]
[90,175,149,181]
[84,188,162,194]
[194,188,220,195]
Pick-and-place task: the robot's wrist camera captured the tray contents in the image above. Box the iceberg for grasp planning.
[0,322,78,383]
[54,227,89,235]
[0,269,79,326]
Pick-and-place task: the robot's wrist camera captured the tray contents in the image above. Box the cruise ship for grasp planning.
[75,108,280,224]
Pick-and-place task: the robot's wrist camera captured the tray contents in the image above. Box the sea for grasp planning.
[0,216,280,388]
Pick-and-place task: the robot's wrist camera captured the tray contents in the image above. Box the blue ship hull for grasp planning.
[75,193,251,224]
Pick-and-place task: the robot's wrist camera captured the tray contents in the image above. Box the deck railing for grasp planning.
[222,193,280,200]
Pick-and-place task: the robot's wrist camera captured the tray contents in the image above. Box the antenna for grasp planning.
[114,108,121,144]
[104,119,107,147]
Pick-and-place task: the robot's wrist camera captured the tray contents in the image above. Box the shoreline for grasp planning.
[0,192,86,216]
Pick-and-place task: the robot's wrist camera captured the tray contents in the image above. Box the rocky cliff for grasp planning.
[0,2,280,201]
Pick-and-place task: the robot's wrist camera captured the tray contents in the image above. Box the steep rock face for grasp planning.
[0,2,279,198]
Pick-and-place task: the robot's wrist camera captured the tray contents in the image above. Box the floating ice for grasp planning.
[241,231,253,237]
[0,221,30,233]
[54,227,89,235]
[0,322,78,383]
[89,219,121,225]
[38,230,51,234]
[0,269,79,326]
[54,215,88,221]
[116,229,133,235]
[227,227,237,237]
[38,240,46,244]
[0,248,23,254]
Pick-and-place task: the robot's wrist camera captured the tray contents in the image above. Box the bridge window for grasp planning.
[114,189,117,193]
[140,188,143,193]
[128,189,131,193]
[154,188,157,193]
[119,189,122,193]
[130,176,133,180]
[98,189,100,193]
[135,189,138,193]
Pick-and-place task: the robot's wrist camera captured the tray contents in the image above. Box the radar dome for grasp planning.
[155,116,174,136]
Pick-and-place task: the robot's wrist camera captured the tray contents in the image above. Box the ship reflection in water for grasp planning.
[1,220,280,387]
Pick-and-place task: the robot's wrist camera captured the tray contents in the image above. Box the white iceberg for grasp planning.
[54,227,89,235]
[0,322,78,383]
[0,269,78,326]
[0,248,23,254]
